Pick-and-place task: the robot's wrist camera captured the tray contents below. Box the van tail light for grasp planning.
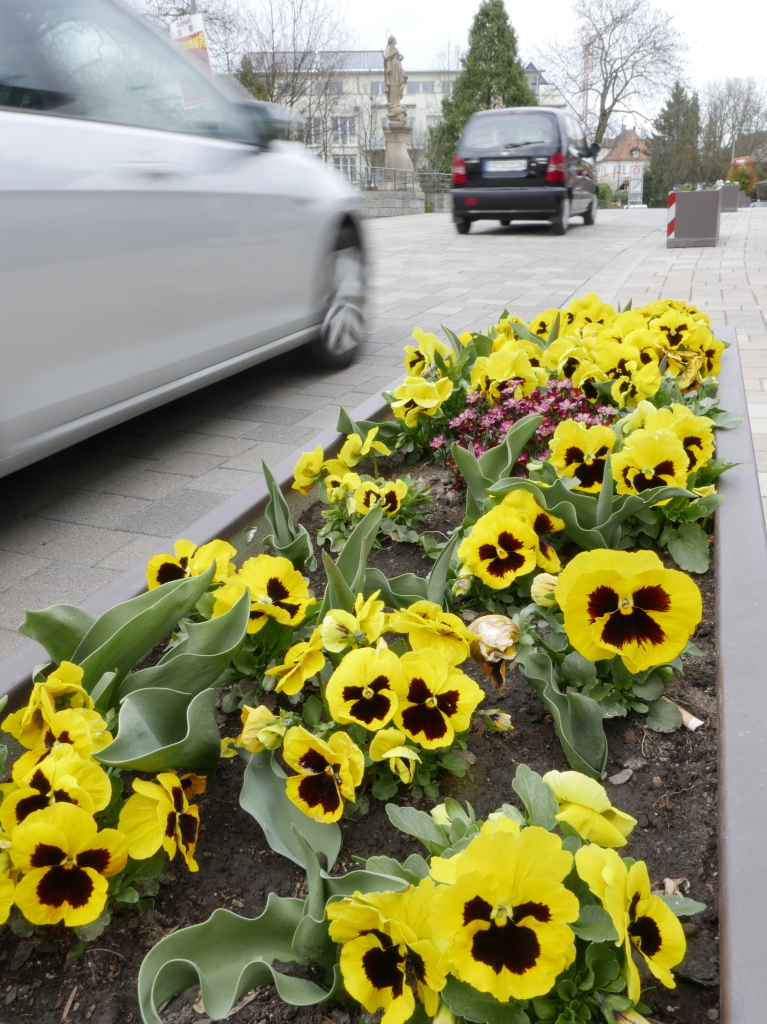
[545,152,566,183]
[452,156,467,185]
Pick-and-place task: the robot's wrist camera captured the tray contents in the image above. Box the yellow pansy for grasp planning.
[265,631,325,695]
[390,377,453,428]
[612,430,689,495]
[326,646,404,730]
[282,727,363,823]
[146,539,236,590]
[292,445,325,495]
[369,727,421,784]
[457,505,538,589]
[386,600,478,666]
[543,769,637,847]
[395,649,484,749]
[548,421,617,493]
[118,772,200,872]
[212,554,314,635]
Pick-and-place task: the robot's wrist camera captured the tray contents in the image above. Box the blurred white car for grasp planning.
[0,0,365,478]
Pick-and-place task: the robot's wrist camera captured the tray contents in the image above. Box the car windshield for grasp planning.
[461,112,559,150]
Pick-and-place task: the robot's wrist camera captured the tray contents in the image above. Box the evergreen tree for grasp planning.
[645,82,701,206]
[235,56,270,101]
[426,0,536,171]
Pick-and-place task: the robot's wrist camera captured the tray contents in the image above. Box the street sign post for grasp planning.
[627,163,644,206]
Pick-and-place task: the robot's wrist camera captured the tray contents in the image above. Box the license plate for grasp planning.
[483,159,527,173]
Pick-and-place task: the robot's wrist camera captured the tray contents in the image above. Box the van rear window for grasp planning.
[461,112,559,150]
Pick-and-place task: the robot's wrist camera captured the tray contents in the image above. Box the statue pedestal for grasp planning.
[383,125,415,174]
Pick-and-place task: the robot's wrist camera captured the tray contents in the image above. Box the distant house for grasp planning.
[523,62,579,118]
[597,128,650,191]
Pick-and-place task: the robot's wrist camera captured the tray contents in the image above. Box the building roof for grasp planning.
[599,128,650,162]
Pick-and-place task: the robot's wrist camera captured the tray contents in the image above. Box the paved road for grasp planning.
[1,208,765,658]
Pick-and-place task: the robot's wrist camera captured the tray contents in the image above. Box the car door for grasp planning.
[564,116,591,212]
[0,0,314,462]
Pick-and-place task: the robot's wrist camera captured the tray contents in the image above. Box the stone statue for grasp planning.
[384,36,408,125]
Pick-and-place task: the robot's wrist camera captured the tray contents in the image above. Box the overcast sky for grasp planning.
[344,0,767,117]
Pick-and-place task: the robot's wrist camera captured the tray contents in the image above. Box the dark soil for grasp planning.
[0,461,719,1024]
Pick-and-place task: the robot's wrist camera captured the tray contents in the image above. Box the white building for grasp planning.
[245,51,574,174]
[596,128,651,193]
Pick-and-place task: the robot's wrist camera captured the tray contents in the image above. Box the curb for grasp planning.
[0,375,403,711]
[714,326,767,1022]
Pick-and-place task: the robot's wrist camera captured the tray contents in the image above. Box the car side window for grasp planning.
[0,0,252,143]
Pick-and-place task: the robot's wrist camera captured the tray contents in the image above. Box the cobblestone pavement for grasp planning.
[1,208,765,657]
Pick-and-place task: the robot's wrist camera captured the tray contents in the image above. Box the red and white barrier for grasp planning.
[667,192,676,240]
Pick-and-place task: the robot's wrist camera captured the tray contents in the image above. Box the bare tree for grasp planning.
[700,77,767,178]
[538,0,682,144]
[130,0,247,73]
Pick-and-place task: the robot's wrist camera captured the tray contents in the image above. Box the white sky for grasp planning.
[344,0,767,116]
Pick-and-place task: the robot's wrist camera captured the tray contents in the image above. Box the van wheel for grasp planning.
[551,198,570,236]
[456,219,471,234]
[306,226,364,369]
[583,198,597,225]
[500,218,510,226]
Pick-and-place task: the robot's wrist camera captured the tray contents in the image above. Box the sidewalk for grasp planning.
[0,208,764,658]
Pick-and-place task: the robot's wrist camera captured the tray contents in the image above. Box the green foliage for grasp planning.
[426,0,536,171]
[261,461,317,571]
[645,82,702,205]
[442,977,530,1023]
[512,764,559,830]
[96,687,221,776]
[235,55,269,101]
[317,474,431,551]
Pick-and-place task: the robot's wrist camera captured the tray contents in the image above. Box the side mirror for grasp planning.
[588,141,601,157]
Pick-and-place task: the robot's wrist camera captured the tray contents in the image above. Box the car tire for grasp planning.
[551,197,570,235]
[306,226,364,369]
[582,198,597,225]
[455,219,471,234]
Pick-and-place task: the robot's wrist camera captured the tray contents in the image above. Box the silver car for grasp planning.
[0,0,365,479]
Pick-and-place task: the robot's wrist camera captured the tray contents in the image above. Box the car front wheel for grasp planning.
[583,197,597,225]
[551,197,570,235]
[306,226,364,369]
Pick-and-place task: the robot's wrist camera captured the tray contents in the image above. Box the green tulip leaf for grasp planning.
[512,764,559,830]
[18,604,95,664]
[72,564,216,692]
[137,897,341,1024]
[95,687,220,775]
[261,461,316,572]
[517,650,607,778]
[442,977,530,1024]
[364,567,429,609]
[321,549,356,614]
[426,531,460,608]
[318,507,382,618]
[119,590,250,699]
[239,750,341,871]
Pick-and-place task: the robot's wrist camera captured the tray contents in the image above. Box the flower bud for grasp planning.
[531,572,558,607]
[470,614,520,693]
[451,577,471,597]
[433,1002,458,1024]
[486,711,513,733]
[237,704,284,753]
[430,803,451,827]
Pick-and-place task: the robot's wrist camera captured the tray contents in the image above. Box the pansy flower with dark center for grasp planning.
[624,404,715,473]
[611,430,689,495]
[555,549,702,673]
[576,844,686,1004]
[380,479,408,517]
[282,727,363,823]
[501,489,565,572]
[457,505,538,590]
[10,702,113,782]
[432,828,579,1001]
[146,539,236,590]
[395,649,484,750]
[548,420,617,493]
[326,647,404,730]
[2,662,92,751]
[328,878,447,1023]
[11,803,127,927]
[651,308,693,349]
[212,554,314,635]
[0,745,112,832]
[351,481,382,515]
[387,600,478,666]
[391,376,453,428]
[118,772,201,872]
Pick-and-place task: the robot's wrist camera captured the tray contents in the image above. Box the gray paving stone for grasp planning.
[226,404,311,425]
[0,513,72,555]
[30,525,139,568]
[0,563,118,631]
[97,534,173,572]
[118,490,224,536]
[33,490,153,528]
[0,551,52,594]
[184,468,260,494]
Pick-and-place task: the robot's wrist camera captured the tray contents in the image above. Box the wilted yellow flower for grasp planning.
[237,705,285,752]
[321,592,386,653]
[292,445,325,494]
[469,614,520,691]
[265,630,325,695]
[543,769,637,847]
[387,600,477,666]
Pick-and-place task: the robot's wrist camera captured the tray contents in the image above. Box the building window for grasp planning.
[303,116,320,146]
[426,115,442,129]
[316,80,343,96]
[332,116,356,145]
[370,81,385,95]
[406,80,435,94]
[442,80,453,94]
[631,147,640,158]
[333,154,357,181]
[381,116,388,129]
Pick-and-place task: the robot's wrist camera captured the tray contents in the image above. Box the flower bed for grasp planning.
[0,293,737,1024]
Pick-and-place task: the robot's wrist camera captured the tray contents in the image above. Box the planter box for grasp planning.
[715,326,767,1023]
[738,189,750,209]
[667,189,721,248]
[719,183,740,212]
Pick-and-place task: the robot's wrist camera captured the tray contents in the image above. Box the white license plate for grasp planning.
[483,159,527,173]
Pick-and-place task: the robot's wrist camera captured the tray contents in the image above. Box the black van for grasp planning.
[451,106,600,235]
